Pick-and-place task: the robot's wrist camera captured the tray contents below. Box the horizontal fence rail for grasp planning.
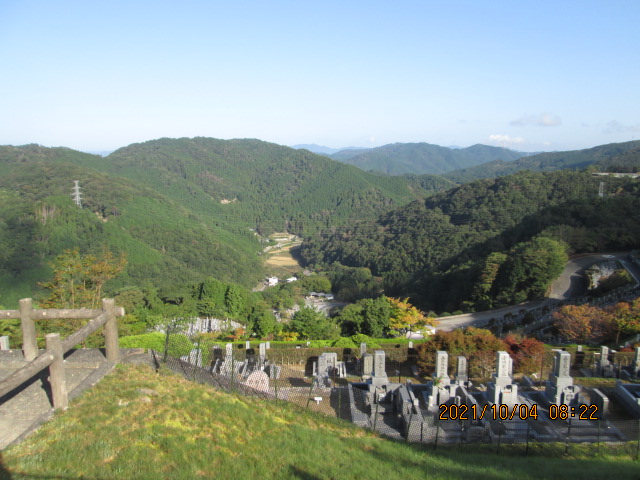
[0,298,125,410]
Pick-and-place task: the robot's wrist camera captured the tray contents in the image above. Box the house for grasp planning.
[267,277,279,286]
[286,276,297,283]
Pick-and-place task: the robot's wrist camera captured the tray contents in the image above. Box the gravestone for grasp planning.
[597,346,615,377]
[244,370,270,392]
[0,336,9,350]
[434,351,450,384]
[266,363,281,379]
[633,347,640,377]
[427,351,457,407]
[408,341,413,349]
[360,342,367,356]
[266,341,271,349]
[219,343,235,376]
[258,342,267,369]
[183,348,203,367]
[245,341,251,350]
[456,356,468,383]
[371,350,389,388]
[316,352,338,387]
[545,349,580,405]
[361,353,373,379]
[487,351,518,406]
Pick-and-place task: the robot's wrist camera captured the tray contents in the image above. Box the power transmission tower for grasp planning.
[72,180,83,207]
[598,182,604,198]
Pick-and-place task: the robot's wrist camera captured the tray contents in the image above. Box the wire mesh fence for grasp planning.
[153,323,640,459]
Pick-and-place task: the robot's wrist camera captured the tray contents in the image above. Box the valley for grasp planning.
[0,136,638,342]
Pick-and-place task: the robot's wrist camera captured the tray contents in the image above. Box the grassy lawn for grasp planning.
[1,364,638,480]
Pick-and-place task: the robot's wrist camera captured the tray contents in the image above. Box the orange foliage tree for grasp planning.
[552,304,614,344]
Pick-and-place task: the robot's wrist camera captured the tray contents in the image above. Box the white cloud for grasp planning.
[603,120,640,134]
[488,134,526,147]
[511,112,562,127]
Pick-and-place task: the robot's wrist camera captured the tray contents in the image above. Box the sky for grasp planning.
[1,1,639,153]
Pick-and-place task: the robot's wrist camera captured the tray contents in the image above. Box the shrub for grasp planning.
[331,337,357,348]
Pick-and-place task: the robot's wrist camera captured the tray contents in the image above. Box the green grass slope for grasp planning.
[1,364,637,480]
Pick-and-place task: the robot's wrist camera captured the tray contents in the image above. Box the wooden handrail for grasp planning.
[0,298,125,409]
[0,352,55,398]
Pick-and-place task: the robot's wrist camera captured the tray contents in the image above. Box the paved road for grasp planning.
[435,252,636,332]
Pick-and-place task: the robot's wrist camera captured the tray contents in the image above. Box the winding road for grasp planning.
[433,252,638,332]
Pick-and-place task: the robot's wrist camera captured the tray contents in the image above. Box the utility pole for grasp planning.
[72,180,82,208]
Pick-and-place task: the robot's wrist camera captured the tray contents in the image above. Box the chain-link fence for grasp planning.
[152,323,640,459]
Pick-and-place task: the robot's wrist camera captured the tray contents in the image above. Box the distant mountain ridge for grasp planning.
[328,142,525,175]
[291,144,367,155]
[444,140,640,182]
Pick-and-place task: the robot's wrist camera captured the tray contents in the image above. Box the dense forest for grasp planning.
[0,146,265,304]
[300,170,640,312]
[0,139,449,305]
[1,138,640,320]
[79,138,442,236]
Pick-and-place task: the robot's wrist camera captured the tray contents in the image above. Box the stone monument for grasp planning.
[545,350,580,405]
[370,350,389,388]
[426,351,458,407]
[487,351,518,406]
[455,356,468,383]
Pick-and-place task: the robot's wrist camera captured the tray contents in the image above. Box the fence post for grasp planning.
[636,419,640,461]
[46,333,68,410]
[102,298,119,363]
[20,298,37,361]
[565,418,572,456]
[163,323,171,362]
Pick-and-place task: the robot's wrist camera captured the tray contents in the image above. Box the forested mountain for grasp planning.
[87,138,441,236]
[329,143,524,175]
[444,140,640,183]
[0,145,265,304]
[0,139,448,304]
[300,170,640,312]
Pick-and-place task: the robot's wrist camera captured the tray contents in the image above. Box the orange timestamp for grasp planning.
[439,403,539,421]
[548,404,599,420]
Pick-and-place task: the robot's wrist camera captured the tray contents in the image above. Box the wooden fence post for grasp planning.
[46,333,68,410]
[20,298,38,361]
[102,298,119,363]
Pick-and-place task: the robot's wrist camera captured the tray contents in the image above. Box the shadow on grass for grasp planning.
[0,453,11,480]
[366,440,640,480]
[287,465,323,480]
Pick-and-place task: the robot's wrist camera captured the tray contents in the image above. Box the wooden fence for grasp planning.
[0,298,124,410]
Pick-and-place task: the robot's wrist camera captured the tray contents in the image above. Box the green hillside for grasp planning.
[0,145,264,304]
[98,137,434,236]
[444,140,640,183]
[301,170,640,312]
[0,138,448,304]
[329,143,524,175]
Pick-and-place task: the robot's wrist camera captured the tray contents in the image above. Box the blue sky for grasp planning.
[1,1,638,153]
